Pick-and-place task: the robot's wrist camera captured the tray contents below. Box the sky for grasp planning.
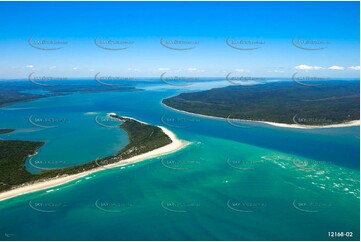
[0,1,359,79]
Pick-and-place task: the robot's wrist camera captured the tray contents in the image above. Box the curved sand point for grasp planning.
[162,101,360,129]
[0,117,189,202]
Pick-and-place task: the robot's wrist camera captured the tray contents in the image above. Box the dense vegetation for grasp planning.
[0,140,44,191]
[0,116,172,193]
[0,81,138,107]
[113,115,172,159]
[163,81,360,125]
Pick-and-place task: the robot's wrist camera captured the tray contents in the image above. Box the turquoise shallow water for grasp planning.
[0,81,359,240]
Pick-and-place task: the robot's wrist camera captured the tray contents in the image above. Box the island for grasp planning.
[0,115,187,201]
[162,81,360,128]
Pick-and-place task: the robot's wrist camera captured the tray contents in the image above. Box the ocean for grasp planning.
[0,80,359,240]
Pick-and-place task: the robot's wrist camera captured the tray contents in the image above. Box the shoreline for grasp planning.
[0,118,189,202]
[161,102,360,129]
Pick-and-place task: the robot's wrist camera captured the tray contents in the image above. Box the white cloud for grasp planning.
[72,67,80,71]
[313,66,324,70]
[295,65,312,70]
[89,69,95,72]
[185,67,198,72]
[49,66,56,70]
[234,68,250,73]
[273,69,285,73]
[328,65,345,70]
[156,67,170,71]
[294,64,352,71]
[127,67,140,72]
[348,66,360,70]
[294,65,323,70]
[25,64,34,69]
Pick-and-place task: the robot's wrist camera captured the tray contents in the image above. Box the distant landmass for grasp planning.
[0,129,14,134]
[162,81,360,126]
[0,80,139,107]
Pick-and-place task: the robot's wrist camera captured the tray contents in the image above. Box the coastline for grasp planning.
[161,102,360,129]
[0,119,189,202]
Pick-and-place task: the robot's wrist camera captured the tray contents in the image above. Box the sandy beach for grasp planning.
[162,102,360,129]
[0,118,189,202]
[260,120,360,129]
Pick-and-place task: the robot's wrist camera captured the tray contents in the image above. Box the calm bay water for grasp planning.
[0,81,359,240]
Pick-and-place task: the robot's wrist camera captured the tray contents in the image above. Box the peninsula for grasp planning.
[0,115,187,201]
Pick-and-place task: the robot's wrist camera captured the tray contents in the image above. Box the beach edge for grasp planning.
[161,101,360,129]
